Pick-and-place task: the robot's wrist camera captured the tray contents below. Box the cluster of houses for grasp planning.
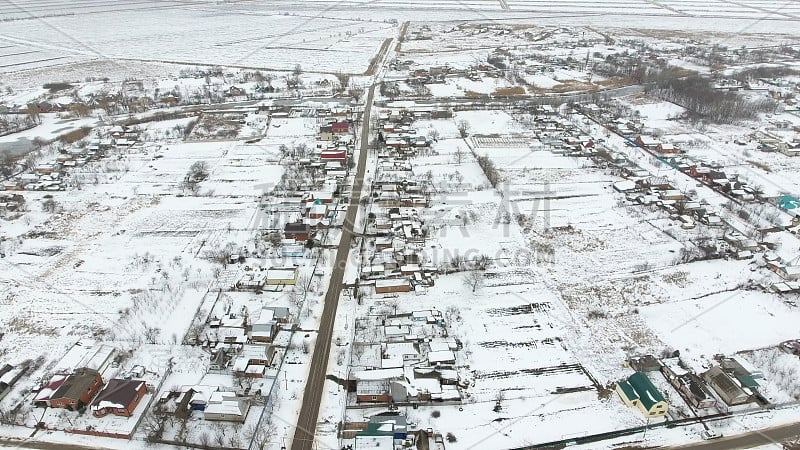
[526,105,602,156]
[233,266,300,292]
[341,411,447,450]
[632,135,769,204]
[617,354,766,419]
[35,367,149,418]
[260,110,354,254]
[25,336,264,438]
[0,192,24,216]
[752,77,800,106]
[377,107,440,153]
[752,127,800,157]
[363,204,435,294]
[2,125,139,192]
[545,103,800,286]
[350,310,462,406]
[201,303,291,380]
[613,175,724,231]
[569,103,800,286]
[156,385,251,423]
[582,95,799,160]
[358,106,453,295]
[764,252,800,285]
[27,343,160,439]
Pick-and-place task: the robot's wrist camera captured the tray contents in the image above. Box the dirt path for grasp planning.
[363,38,392,76]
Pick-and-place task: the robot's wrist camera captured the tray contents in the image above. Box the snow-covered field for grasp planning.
[0,3,397,74]
[2,4,800,449]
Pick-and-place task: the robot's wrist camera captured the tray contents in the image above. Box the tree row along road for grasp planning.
[290,82,377,450]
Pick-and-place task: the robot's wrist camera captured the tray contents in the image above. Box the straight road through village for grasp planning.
[290,82,377,450]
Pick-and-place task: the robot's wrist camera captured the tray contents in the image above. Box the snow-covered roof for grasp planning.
[427,350,455,364]
[266,268,297,281]
[352,368,403,381]
[375,278,410,288]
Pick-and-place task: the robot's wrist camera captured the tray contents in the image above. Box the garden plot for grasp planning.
[620,97,688,132]
[455,110,525,136]
[187,113,242,141]
[472,147,771,384]
[348,268,646,450]
[414,118,462,140]
[641,292,800,357]
[524,74,562,89]
[202,144,285,197]
[426,76,517,98]
[742,348,800,403]
[265,116,319,142]
[471,136,531,148]
[416,140,486,184]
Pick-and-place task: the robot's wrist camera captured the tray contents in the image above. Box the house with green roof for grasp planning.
[615,371,669,417]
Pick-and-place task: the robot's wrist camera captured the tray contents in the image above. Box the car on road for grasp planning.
[780,339,800,355]
[701,429,723,440]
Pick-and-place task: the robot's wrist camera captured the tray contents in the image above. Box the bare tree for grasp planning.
[25,103,40,124]
[267,231,283,251]
[471,254,489,270]
[204,242,237,267]
[214,428,225,447]
[457,119,470,138]
[463,270,484,293]
[198,431,210,447]
[244,422,275,450]
[349,84,365,102]
[187,160,210,183]
[41,198,58,213]
[288,288,303,320]
[454,146,465,165]
[144,327,159,344]
[335,72,350,94]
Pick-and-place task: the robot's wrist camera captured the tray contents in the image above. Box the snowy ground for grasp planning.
[0,97,352,448]
[329,102,800,449]
[1,9,800,450]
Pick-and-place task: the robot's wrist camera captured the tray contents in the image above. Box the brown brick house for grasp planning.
[48,368,103,410]
[90,379,147,417]
[284,222,311,241]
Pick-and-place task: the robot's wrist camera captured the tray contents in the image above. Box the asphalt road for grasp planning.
[665,421,800,450]
[290,82,376,450]
[0,438,118,450]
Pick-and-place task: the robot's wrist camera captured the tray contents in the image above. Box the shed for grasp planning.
[702,366,750,406]
[266,268,298,285]
[375,278,412,294]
